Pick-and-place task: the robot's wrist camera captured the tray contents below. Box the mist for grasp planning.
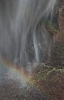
[0,0,58,83]
[0,0,57,67]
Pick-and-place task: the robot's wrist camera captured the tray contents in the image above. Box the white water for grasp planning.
[0,0,57,68]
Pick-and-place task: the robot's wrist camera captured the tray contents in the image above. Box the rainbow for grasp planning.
[0,57,34,85]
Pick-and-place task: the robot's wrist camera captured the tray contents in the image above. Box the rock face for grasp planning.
[32,64,64,100]
[58,3,64,34]
[50,0,64,67]
[0,76,47,100]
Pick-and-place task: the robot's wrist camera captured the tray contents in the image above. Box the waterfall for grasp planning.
[0,0,57,68]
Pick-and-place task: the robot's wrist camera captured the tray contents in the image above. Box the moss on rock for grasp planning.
[31,64,64,100]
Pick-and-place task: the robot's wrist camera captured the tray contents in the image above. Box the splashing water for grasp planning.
[0,0,57,71]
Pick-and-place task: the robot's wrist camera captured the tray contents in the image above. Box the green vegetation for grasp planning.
[31,64,64,100]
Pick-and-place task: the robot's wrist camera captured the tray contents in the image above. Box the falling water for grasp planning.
[0,0,57,69]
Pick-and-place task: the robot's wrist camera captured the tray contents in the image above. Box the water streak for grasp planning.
[0,0,57,68]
